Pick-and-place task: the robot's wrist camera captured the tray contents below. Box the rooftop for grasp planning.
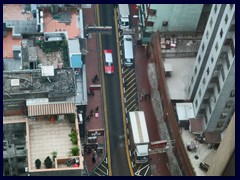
[3,68,76,100]
[43,10,80,39]
[3,30,21,58]
[165,57,195,100]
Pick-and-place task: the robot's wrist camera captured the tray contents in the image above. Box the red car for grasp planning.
[103,49,114,74]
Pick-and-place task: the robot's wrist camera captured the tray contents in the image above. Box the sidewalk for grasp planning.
[82,5,105,173]
[129,4,171,176]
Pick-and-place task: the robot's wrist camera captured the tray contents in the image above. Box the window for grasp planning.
[226,55,230,69]
[208,102,212,114]
[198,55,201,63]
[230,89,235,97]
[214,4,218,13]
[194,67,197,74]
[220,28,223,38]
[206,67,210,75]
[162,21,168,27]
[199,89,202,97]
[225,14,228,24]
[191,77,194,84]
[195,99,198,108]
[221,66,225,81]
[211,57,214,63]
[216,121,224,128]
[229,24,235,31]
[206,31,209,39]
[202,78,206,85]
[230,40,235,57]
[215,42,219,51]
[146,21,154,26]
[220,113,227,119]
[225,101,233,108]
[148,9,157,16]
[224,38,232,46]
[202,43,205,52]
[188,87,191,94]
[210,18,213,27]
[216,79,221,93]
[229,4,234,9]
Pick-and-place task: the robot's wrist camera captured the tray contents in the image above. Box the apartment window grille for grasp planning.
[220,28,223,38]
[225,14,228,24]
[198,55,201,64]
[214,4,218,13]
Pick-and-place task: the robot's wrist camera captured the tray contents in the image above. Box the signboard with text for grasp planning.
[88,129,105,137]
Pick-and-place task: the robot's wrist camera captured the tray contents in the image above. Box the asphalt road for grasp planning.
[99,4,131,176]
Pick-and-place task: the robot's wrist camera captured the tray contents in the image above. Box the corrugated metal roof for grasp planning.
[28,102,76,116]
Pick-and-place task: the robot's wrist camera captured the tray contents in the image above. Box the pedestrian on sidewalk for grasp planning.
[95,106,99,113]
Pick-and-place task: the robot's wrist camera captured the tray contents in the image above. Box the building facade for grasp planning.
[137,4,204,44]
[187,4,235,132]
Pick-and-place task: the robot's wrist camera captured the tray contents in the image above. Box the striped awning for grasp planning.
[27,102,76,116]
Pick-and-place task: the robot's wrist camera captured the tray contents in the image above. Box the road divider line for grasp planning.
[126,77,135,86]
[127,98,136,108]
[125,68,134,78]
[125,83,135,93]
[124,71,135,82]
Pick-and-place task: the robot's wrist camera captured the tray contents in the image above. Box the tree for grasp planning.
[44,156,53,168]
[35,159,41,169]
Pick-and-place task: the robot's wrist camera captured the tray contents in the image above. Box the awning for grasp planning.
[28,102,76,116]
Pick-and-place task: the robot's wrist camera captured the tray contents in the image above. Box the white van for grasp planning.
[123,35,134,67]
[118,4,130,29]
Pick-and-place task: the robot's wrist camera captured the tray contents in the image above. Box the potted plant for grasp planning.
[70,146,79,156]
[51,151,57,161]
[44,156,53,168]
[35,159,41,169]
[68,129,78,145]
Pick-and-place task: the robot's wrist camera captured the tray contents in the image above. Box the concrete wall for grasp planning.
[150,4,203,32]
[207,113,235,175]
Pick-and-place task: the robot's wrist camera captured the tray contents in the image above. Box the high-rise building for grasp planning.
[137,4,209,44]
[187,4,235,132]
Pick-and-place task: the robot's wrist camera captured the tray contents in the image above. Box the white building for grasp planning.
[187,4,235,132]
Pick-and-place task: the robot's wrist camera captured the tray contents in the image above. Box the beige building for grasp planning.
[207,113,235,176]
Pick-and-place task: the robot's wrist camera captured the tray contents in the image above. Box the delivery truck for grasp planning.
[128,111,150,163]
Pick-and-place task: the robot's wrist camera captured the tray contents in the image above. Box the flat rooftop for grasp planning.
[28,116,73,170]
[3,30,21,58]
[43,10,80,39]
[3,68,76,99]
[165,57,195,100]
[181,129,212,176]
[3,4,34,21]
